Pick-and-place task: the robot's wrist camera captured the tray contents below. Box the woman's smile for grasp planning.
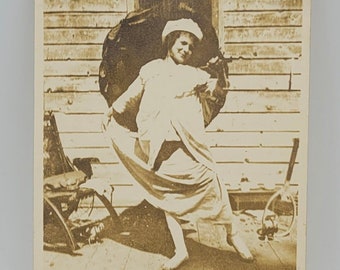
[168,32,195,64]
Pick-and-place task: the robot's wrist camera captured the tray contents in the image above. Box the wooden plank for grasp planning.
[216,159,304,189]
[58,131,301,150]
[44,46,302,62]
[63,146,300,164]
[126,0,137,12]
[63,147,119,163]
[211,147,301,163]
[54,112,104,132]
[58,131,301,154]
[44,92,108,113]
[44,59,302,76]
[228,59,302,75]
[45,27,301,46]
[59,132,109,148]
[228,74,302,90]
[207,113,300,132]
[223,11,302,27]
[60,131,299,149]
[52,113,302,133]
[44,90,300,113]
[91,162,303,185]
[44,13,125,28]
[44,43,301,60]
[43,73,302,93]
[59,130,300,152]
[44,60,101,76]
[224,160,304,186]
[44,29,109,44]
[44,44,102,60]
[207,131,300,147]
[224,27,302,43]
[43,0,127,12]
[44,76,99,92]
[91,163,136,185]
[221,91,300,113]
[222,0,302,11]
[223,43,301,59]
[53,112,301,133]
[228,58,302,74]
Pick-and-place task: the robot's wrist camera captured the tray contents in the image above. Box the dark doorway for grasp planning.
[138,0,212,22]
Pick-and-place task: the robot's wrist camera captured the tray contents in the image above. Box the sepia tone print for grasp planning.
[35,0,310,269]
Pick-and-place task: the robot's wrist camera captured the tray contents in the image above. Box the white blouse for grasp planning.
[113,57,218,168]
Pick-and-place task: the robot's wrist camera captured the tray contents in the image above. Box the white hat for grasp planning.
[161,18,203,42]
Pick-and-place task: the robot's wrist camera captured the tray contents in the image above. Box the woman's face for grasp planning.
[168,32,195,65]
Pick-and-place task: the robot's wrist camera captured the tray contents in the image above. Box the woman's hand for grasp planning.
[206,56,230,88]
[206,57,224,74]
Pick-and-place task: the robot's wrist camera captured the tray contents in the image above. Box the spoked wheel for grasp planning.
[262,190,297,238]
[44,196,79,251]
[43,188,122,252]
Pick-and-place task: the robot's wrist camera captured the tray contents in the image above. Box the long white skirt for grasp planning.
[106,119,234,225]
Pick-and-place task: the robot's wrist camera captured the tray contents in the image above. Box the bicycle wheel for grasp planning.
[262,190,296,238]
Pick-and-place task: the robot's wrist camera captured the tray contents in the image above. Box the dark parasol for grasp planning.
[98,1,223,131]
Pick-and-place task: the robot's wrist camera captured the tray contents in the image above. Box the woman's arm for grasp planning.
[106,76,145,131]
[111,76,144,114]
[198,58,229,127]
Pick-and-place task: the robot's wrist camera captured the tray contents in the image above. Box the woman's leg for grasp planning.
[161,213,189,270]
[225,223,254,262]
[215,176,254,262]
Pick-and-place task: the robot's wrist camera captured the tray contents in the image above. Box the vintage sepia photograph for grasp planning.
[35,0,310,269]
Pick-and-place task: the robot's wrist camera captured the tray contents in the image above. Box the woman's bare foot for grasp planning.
[227,233,254,262]
[163,213,189,269]
[161,252,189,270]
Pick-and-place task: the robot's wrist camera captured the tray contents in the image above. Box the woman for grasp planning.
[104,18,253,269]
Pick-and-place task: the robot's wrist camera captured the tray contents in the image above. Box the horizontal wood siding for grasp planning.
[223,11,302,27]
[90,163,303,186]
[58,127,301,149]
[43,74,302,92]
[44,0,128,12]
[222,0,302,11]
[44,29,110,44]
[45,43,302,60]
[218,0,304,188]
[44,0,305,208]
[44,45,102,60]
[45,91,300,113]
[224,44,301,59]
[54,113,300,134]
[44,59,302,76]
[44,13,126,28]
[63,147,301,164]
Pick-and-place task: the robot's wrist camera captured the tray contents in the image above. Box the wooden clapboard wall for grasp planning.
[43,0,304,208]
[215,0,303,187]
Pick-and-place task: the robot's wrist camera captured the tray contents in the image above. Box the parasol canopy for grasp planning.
[98,1,221,131]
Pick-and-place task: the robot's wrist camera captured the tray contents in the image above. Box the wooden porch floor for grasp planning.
[43,203,297,270]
